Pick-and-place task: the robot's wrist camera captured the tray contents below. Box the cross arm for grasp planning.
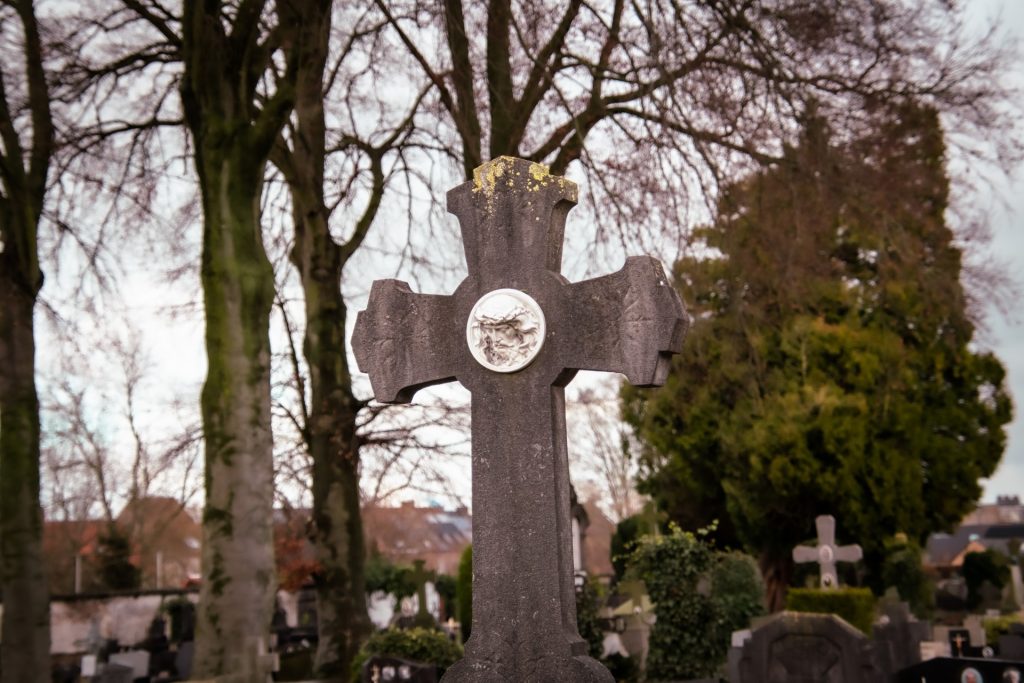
[564,256,687,387]
[834,545,863,563]
[352,279,460,403]
[792,546,819,563]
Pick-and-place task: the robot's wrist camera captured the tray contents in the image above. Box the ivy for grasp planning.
[627,525,763,680]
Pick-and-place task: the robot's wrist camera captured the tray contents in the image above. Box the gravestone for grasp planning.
[353,156,686,682]
[94,662,134,683]
[729,611,883,682]
[872,600,930,676]
[410,559,437,628]
[897,657,1023,682]
[999,623,1024,660]
[109,649,150,678]
[793,515,863,588]
[362,655,439,683]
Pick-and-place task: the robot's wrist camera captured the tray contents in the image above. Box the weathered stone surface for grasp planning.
[353,157,686,682]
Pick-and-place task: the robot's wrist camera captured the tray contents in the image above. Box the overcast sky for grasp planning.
[970,0,1024,502]
[36,1,1024,516]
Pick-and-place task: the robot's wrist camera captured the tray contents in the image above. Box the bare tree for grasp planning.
[376,0,1018,269]
[568,386,646,523]
[0,1,54,679]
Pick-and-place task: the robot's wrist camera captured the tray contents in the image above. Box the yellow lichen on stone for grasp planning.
[473,156,516,195]
[471,156,578,202]
[528,161,550,183]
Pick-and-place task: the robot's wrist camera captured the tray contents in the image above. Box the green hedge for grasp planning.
[786,587,876,634]
[350,628,463,683]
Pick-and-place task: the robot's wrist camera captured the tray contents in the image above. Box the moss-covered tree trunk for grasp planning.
[0,259,49,683]
[272,1,375,673]
[180,0,295,675]
[0,2,53,680]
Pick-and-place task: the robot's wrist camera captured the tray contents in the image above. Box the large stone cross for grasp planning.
[792,515,863,589]
[353,157,686,682]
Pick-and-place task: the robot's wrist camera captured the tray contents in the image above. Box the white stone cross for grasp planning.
[792,515,862,589]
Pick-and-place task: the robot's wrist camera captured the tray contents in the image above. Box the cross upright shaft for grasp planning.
[353,157,686,681]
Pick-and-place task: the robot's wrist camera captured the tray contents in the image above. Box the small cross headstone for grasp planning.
[354,157,686,681]
[792,514,863,588]
[409,559,437,628]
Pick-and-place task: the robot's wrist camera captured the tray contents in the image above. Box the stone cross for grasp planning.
[792,515,863,589]
[409,558,435,627]
[353,157,686,682]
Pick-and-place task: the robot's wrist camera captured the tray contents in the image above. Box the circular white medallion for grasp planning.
[466,289,546,372]
[819,546,835,564]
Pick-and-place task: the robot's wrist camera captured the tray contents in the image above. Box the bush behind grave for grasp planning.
[786,587,876,634]
[628,525,764,681]
[349,627,463,683]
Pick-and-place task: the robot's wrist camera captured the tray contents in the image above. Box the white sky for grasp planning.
[969,0,1024,502]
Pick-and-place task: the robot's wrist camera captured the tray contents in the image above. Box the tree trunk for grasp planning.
[0,267,49,683]
[759,550,793,613]
[180,1,294,672]
[283,146,372,680]
[0,2,53,678]
[302,264,371,676]
[275,1,373,672]
[189,143,278,676]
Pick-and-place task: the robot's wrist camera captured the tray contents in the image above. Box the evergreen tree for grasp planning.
[623,104,1012,610]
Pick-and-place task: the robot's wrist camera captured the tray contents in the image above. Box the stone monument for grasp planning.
[793,515,863,588]
[353,156,686,681]
[729,611,883,682]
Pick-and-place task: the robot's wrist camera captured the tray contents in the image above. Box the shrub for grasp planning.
[962,549,1010,610]
[984,614,1024,645]
[786,587,876,634]
[96,527,140,591]
[881,536,934,617]
[575,576,605,659]
[364,553,416,599]
[456,545,472,642]
[627,525,764,681]
[349,627,463,683]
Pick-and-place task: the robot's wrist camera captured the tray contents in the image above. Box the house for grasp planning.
[362,501,473,575]
[924,496,1024,575]
[43,497,201,594]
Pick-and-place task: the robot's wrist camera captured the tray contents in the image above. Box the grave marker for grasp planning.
[353,157,686,681]
[792,515,863,588]
[410,559,436,628]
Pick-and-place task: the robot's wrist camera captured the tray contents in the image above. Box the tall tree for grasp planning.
[179,0,297,674]
[267,0,410,674]
[623,105,1013,610]
[0,1,53,680]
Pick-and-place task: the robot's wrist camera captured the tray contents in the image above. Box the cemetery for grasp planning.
[6,158,1021,683]
[2,2,1024,683]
